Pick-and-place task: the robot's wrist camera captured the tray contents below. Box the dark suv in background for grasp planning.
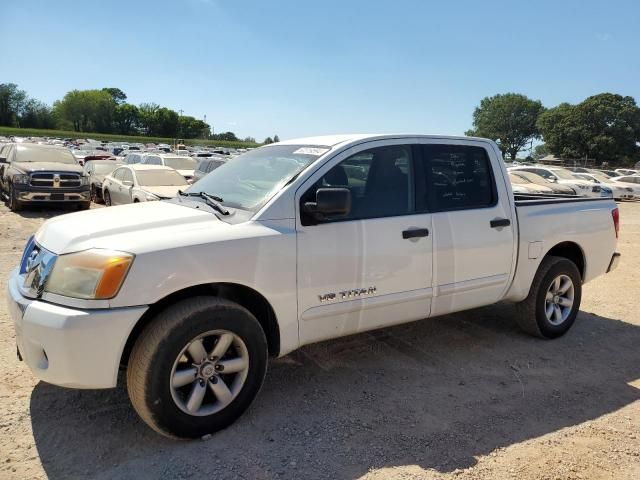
[0,143,90,211]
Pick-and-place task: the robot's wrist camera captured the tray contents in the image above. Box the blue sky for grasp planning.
[1,0,639,141]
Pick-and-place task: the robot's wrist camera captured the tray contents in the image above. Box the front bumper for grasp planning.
[6,268,147,389]
[15,186,90,203]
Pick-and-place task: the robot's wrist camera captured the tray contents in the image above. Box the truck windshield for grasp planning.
[16,146,77,164]
[186,144,329,211]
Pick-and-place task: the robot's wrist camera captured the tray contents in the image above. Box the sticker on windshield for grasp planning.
[293,147,330,156]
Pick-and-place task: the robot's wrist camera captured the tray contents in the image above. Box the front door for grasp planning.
[296,141,433,346]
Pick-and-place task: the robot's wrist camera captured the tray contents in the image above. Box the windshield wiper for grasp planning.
[177,190,229,215]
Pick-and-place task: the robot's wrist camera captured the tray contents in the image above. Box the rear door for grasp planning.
[296,140,434,345]
[108,168,126,204]
[417,141,516,316]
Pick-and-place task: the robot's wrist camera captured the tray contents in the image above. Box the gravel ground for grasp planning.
[0,200,639,480]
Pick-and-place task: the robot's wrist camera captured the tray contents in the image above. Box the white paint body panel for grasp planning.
[7,134,619,390]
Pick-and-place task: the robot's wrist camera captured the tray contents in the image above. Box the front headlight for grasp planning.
[13,174,30,184]
[80,176,89,186]
[144,191,159,201]
[577,184,588,190]
[45,249,134,299]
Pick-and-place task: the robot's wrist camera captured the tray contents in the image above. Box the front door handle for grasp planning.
[490,218,511,228]
[402,228,429,239]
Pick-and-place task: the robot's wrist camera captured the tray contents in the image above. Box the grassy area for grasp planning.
[0,126,260,149]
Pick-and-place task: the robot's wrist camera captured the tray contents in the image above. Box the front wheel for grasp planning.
[515,256,582,338]
[8,184,23,212]
[126,297,268,438]
[104,189,112,206]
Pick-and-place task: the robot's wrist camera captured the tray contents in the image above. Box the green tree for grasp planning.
[214,131,239,142]
[263,136,273,144]
[532,143,549,160]
[155,107,179,136]
[178,115,210,138]
[538,94,640,164]
[54,89,116,132]
[273,134,280,143]
[19,99,55,129]
[138,103,160,135]
[466,93,544,160]
[102,87,127,105]
[114,103,140,134]
[0,83,27,126]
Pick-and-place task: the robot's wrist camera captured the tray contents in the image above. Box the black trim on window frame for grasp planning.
[299,144,421,226]
[416,143,499,214]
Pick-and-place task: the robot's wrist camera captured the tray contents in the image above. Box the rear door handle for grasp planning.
[402,228,429,239]
[490,218,511,228]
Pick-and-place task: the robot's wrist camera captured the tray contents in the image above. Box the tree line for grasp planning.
[0,83,276,143]
[466,92,640,165]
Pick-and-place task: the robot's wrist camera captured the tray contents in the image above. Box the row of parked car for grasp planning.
[507,165,640,200]
[2,136,640,212]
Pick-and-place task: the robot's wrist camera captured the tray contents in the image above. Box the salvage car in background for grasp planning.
[572,172,634,200]
[508,173,554,194]
[102,164,189,205]
[510,166,605,197]
[83,160,122,203]
[0,143,89,211]
[140,154,198,183]
[508,170,576,195]
[193,156,228,183]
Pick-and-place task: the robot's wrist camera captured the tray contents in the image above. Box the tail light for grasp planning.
[612,208,620,238]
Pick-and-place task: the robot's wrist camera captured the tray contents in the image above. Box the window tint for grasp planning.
[420,144,495,212]
[302,145,412,223]
[121,169,134,183]
[112,168,125,181]
[207,160,224,172]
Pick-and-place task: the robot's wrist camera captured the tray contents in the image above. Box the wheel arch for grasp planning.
[119,282,281,369]
[544,241,586,280]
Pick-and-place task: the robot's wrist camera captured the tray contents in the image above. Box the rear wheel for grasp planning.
[516,256,582,338]
[126,297,268,438]
[104,189,112,206]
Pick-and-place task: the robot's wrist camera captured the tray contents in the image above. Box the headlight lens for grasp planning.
[13,174,30,184]
[144,191,159,201]
[80,176,89,186]
[45,249,134,299]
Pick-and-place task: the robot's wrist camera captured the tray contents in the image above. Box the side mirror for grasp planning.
[549,177,557,183]
[123,180,134,187]
[304,187,351,220]
[0,156,7,164]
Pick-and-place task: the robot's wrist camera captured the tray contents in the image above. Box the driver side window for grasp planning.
[301,145,413,224]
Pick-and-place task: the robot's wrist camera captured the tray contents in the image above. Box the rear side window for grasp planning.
[419,144,496,212]
[112,168,125,180]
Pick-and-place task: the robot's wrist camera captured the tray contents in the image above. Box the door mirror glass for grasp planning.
[123,180,134,187]
[304,187,351,220]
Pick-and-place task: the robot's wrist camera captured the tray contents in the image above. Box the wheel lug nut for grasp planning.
[210,376,218,384]
[210,356,217,361]
[215,364,223,371]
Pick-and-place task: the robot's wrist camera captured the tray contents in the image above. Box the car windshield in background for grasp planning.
[552,169,579,180]
[93,163,119,173]
[187,144,330,211]
[136,169,188,186]
[16,146,77,164]
[164,157,197,170]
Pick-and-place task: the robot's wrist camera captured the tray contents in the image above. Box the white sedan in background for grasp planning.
[102,164,190,206]
[509,166,606,198]
[140,154,198,183]
[609,175,640,198]
[572,172,634,200]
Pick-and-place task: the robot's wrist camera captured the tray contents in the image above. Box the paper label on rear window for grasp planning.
[293,147,330,156]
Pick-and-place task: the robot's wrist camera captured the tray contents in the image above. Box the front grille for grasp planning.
[30,172,81,188]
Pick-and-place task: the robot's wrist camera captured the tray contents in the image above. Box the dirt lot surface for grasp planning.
[0,201,639,480]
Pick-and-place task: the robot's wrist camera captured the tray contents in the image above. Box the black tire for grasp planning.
[8,184,23,212]
[104,189,112,206]
[90,185,99,203]
[515,256,582,338]
[126,297,268,439]
[77,201,91,210]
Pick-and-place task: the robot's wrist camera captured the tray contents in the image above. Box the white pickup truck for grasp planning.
[7,134,621,438]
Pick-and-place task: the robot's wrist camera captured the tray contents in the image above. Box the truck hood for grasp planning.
[34,201,224,255]
[13,162,83,174]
